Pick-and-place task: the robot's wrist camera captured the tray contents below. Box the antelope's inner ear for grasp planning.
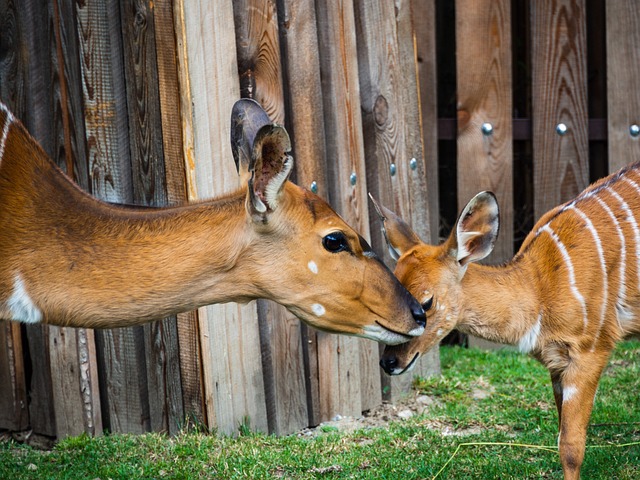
[369,194,422,260]
[247,124,293,216]
[454,191,499,266]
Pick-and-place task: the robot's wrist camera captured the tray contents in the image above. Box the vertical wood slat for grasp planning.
[456,0,513,264]
[413,0,439,245]
[276,0,329,429]
[7,0,57,438]
[407,0,442,382]
[170,1,207,426]
[531,0,589,219]
[153,0,204,428]
[354,0,437,400]
[75,0,149,434]
[0,323,28,430]
[606,0,640,172]
[315,1,368,421]
[49,0,102,439]
[119,0,185,436]
[176,0,268,436]
[0,0,31,434]
[233,0,309,436]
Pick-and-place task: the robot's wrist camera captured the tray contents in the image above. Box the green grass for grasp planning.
[1,342,638,479]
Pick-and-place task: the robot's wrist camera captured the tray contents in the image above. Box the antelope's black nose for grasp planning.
[379,355,398,374]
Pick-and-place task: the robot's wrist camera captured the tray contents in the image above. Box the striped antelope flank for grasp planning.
[0,99,426,344]
[372,164,640,479]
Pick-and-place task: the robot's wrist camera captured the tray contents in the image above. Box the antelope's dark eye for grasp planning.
[323,232,350,253]
[422,296,434,311]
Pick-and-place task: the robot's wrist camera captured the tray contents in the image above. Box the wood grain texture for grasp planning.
[7,0,57,438]
[177,0,267,435]
[49,0,102,439]
[315,0,371,420]
[276,0,329,427]
[531,0,589,219]
[412,0,439,245]
[233,0,307,436]
[354,0,438,400]
[0,322,28,430]
[120,0,184,435]
[154,0,203,428]
[233,0,284,122]
[75,0,145,434]
[0,0,31,434]
[456,0,513,263]
[606,0,640,171]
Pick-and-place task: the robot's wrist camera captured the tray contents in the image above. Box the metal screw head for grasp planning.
[630,124,640,137]
[556,123,568,135]
[390,163,397,176]
[310,181,318,194]
[349,172,357,186]
[481,122,493,136]
[409,158,418,170]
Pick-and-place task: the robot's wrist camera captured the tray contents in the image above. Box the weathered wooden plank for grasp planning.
[0,322,28,431]
[354,0,437,400]
[120,0,184,436]
[606,0,640,172]
[455,0,513,352]
[0,0,30,434]
[154,0,203,430]
[233,0,307,434]
[456,0,513,262]
[531,0,589,218]
[276,0,329,429]
[47,0,103,439]
[234,0,309,436]
[407,0,441,380]
[315,1,369,420]
[75,0,149,434]
[233,0,285,122]
[176,0,267,435]
[412,0,439,245]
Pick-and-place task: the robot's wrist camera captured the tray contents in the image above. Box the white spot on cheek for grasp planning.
[437,329,444,337]
[308,261,318,274]
[8,275,42,324]
[311,303,325,317]
[563,385,578,404]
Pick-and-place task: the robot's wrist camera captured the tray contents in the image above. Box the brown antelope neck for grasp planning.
[0,100,425,344]
[375,163,640,479]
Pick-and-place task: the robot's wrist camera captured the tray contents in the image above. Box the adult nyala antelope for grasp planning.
[0,99,426,344]
[373,164,640,479]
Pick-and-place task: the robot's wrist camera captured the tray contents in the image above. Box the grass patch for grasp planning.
[1,342,638,479]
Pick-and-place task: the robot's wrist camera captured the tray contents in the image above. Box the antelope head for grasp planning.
[370,192,499,370]
[228,100,425,344]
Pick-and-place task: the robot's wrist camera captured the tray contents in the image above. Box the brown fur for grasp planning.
[0,103,424,344]
[377,165,640,479]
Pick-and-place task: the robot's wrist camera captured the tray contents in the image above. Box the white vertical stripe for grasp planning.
[607,186,640,292]
[0,103,14,163]
[593,195,627,334]
[541,225,589,331]
[567,205,608,347]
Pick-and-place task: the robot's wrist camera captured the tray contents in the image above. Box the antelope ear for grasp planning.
[452,191,499,267]
[369,194,422,260]
[247,124,293,217]
[230,98,272,182]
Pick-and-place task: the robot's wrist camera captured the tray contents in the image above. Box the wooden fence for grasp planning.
[0,0,638,441]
